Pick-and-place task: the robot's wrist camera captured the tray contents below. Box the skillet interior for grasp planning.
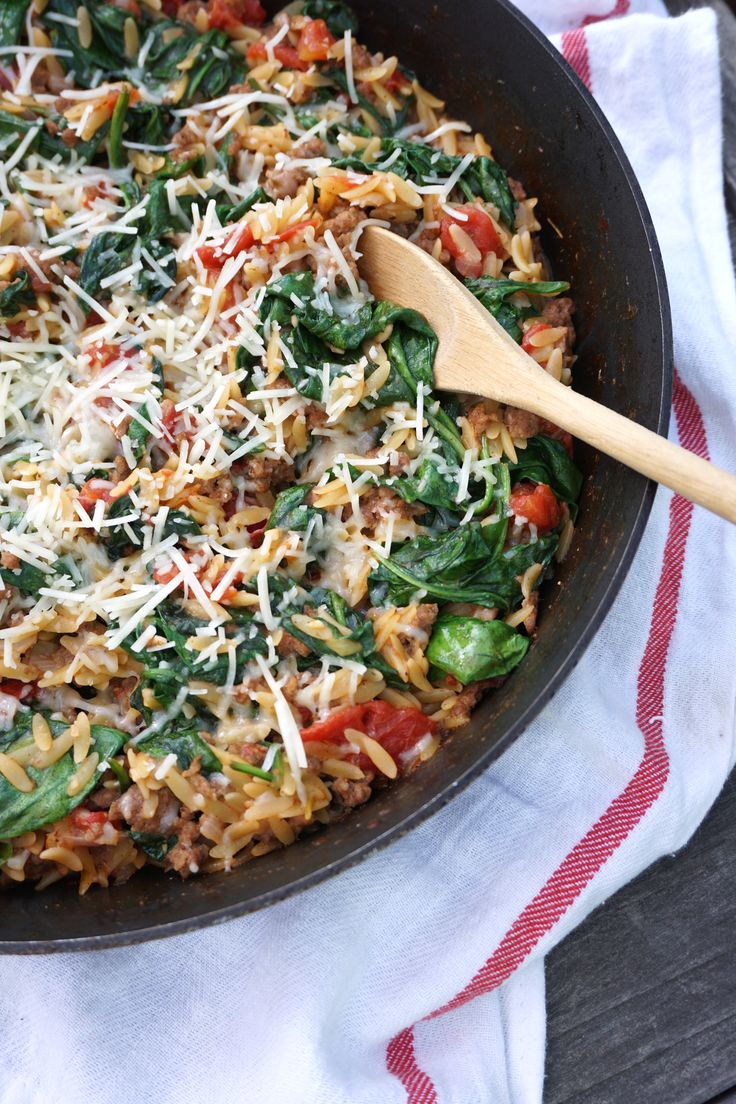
[0,0,672,952]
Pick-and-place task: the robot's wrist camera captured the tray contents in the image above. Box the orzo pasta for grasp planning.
[0,0,581,893]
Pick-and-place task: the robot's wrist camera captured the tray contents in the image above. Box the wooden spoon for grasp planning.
[358,225,736,523]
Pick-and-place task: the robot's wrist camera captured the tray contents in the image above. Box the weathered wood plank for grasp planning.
[545,775,736,1104]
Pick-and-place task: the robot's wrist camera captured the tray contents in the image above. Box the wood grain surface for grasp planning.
[546,776,736,1103]
[544,4,736,1101]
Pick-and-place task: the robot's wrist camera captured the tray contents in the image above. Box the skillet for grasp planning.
[0,0,672,952]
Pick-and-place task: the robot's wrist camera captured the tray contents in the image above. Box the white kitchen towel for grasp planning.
[2,4,736,1104]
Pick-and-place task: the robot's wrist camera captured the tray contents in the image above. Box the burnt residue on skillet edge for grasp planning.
[0,0,672,952]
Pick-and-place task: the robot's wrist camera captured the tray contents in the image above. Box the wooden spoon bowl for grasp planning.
[358,225,736,523]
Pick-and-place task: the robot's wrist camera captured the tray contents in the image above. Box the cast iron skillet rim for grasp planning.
[0,0,673,953]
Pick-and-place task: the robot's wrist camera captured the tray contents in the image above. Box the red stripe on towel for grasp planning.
[387,368,707,1100]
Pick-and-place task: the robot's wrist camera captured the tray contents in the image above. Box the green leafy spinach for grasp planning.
[465,278,570,342]
[0,714,126,840]
[0,270,35,319]
[426,615,529,685]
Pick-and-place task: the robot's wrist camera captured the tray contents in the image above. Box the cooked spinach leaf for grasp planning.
[42,0,136,87]
[381,326,464,461]
[108,85,130,170]
[335,138,517,228]
[427,615,529,685]
[144,21,244,105]
[125,601,267,718]
[78,232,134,301]
[368,524,558,609]
[124,102,171,148]
[392,442,501,517]
[0,0,29,47]
[0,716,126,839]
[80,178,183,303]
[508,435,583,509]
[130,830,177,861]
[263,276,467,462]
[102,495,200,561]
[107,757,131,792]
[480,463,511,560]
[263,272,435,353]
[0,108,108,169]
[276,583,407,688]
[216,186,270,225]
[0,270,35,319]
[465,278,570,342]
[128,359,164,463]
[230,759,276,782]
[0,561,47,597]
[390,457,459,512]
[268,486,318,531]
[136,717,219,773]
[323,68,412,136]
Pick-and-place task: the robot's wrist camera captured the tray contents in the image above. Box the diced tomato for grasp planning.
[221,283,240,311]
[246,518,267,547]
[521,321,552,355]
[153,562,177,586]
[538,418,574,457]
[87,342,122,373]
[112,0,142,16]
[28,269,51,293]
[160,402,179,443]
[0,679,36,700]
[153,557,241,603]
[78,478,116,514]
[297,18,335,62]
[103,87,140,112]
[272,43,307,70]
[246,41,267,64]
[70,808,107,829]
[227,223,254,254]
[268,218,318,246]
[301,700,435,775]
[509,481,561,534]
[246,39,308,70]
[208,0,266,31]
[196,223,254,269]
[82,179,111,209]
[440,206,503,278]
[385,70,412,94]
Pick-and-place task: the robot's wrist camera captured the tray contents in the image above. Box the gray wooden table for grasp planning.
[544,2,736,1099]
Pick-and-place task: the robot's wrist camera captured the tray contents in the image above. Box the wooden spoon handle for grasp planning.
[505,367,735,522]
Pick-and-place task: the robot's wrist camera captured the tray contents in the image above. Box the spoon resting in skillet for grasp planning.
[359,225,736,523]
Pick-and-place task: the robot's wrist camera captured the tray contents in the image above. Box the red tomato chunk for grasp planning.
[301,700,435,775]
[196,223,254,269]
[521,321,552,355]
[509,482,561,534]
[208,0,266,31]
[78,478,116,514]
[246,40,308,70]
[440,206,503,278]
[298,18,335,62]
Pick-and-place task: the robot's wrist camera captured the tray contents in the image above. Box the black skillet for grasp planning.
[0,0,672,952]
